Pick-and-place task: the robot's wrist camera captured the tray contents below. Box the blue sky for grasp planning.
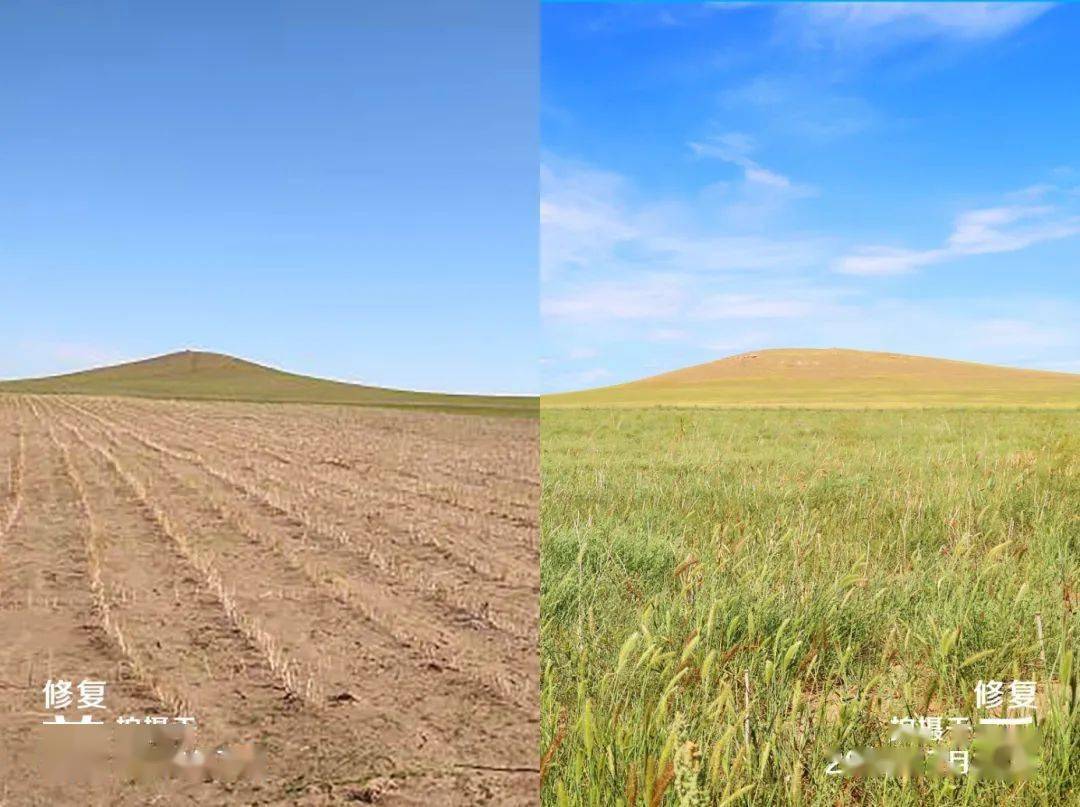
[541,3,1080,392]
[1,1,537,395]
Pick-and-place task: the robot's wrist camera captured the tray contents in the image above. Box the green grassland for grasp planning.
[544,379,1080,409]
[0,350,537,417]
[541,408,1078,805]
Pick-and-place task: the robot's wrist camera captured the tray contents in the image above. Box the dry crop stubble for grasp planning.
[57,397,535,709]
[0,393,539,805]
[0,399,26,541]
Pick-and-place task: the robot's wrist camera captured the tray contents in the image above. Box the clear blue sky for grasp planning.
[1,1,537,395]
[541,3,1080,392]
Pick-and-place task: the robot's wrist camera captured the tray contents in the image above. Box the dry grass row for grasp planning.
[203,486,526,706]
[59,415,326,708]
[38,407,189,719]
[236,453,532,594]
[1,400,26,540]
[65,401,518,622]
[87,397,538,575]
[60,398,530,707]
[60,398,399,577]
[209,409,539,561]
[139,422,527,638]
[232,454,531,635]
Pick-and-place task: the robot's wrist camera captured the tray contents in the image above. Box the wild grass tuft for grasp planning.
[541,408,1078,805]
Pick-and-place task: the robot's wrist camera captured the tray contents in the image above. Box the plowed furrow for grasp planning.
[201,450,536,600]
[83,400,539,528]
[44,407,469,801]
[0,401,164,806]
[59,402,538,713]
[12,395,539,804]
[0,398,26,541]
[0,398,14,519]
[62,399,538,642]
[147,398,536,473]
[76,399,540,557]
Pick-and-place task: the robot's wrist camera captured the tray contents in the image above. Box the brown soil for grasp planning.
[0,395,538,805]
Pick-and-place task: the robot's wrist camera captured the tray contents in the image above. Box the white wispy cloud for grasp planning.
[721,75,878,141]
[646,328,690,343]
[727,5,1050,150]
[540,159,638,280]
[949,205,1080,254]
[544,279,843,326]
[689,293,823,321]
[688,132,817,213]
[566,347,599,361]
[542,274,688,323]
[541,153,840,340]
[788,3,1052,49]
[573,367,612,384]
[834,246,946,276]
[836,193,1080,275]
[971,318,1068,349]
[575,4,735,36]
[541,154,828,284]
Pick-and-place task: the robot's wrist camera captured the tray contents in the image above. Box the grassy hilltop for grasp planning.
[543,348,1080,408]
[0,350,537,417]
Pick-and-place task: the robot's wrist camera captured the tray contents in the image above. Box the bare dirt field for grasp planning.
[0,394,538,805]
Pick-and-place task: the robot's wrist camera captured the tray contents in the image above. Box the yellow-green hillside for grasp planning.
[543,348,1080,408]
[0,350,537,417]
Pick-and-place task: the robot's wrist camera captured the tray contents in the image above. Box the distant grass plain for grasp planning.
[540,351,1079,805]
[0,350,538,417]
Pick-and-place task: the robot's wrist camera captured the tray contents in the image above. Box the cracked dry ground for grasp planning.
[0,395,539,805]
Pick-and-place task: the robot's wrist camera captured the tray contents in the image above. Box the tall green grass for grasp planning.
[541,409,1078,805]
